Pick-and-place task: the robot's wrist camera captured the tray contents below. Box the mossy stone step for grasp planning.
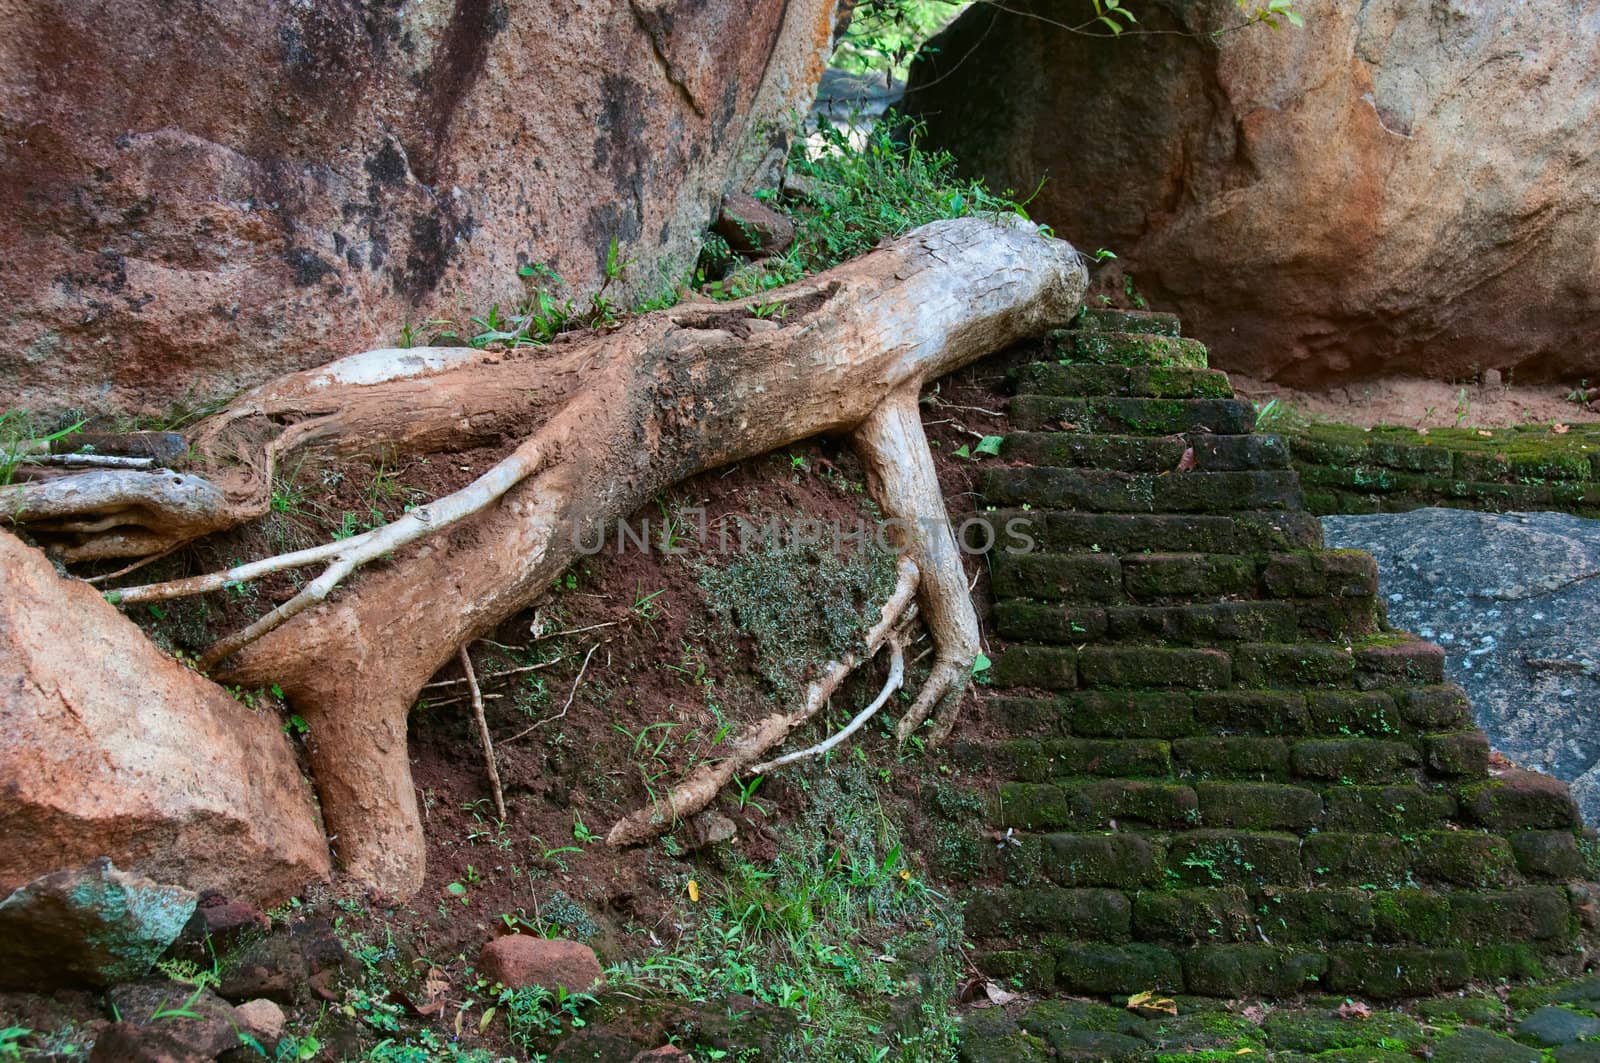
[1000,431,1289,472]
[981,466,1302,513]
[1051,329,1207,368]
[1289,421,1600,482]
[993,599,1300,646]
[983,509,1324,554]
[1012,394,1253,434]
[1072,307,1183,336]
[1010,362,1233,399]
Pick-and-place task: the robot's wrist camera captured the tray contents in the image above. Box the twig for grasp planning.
[498,642,599,746]
[421,658,564,690]
[751,634,907,773]
[532,620,619,641]
[459,645,506,822]
[85,544,184,585]
[17,453,157,470]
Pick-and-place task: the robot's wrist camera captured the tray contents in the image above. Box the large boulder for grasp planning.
[0,529,331,906]
[904,0,1600,385]
[1321,509,1600,822]
[0,0,840,416]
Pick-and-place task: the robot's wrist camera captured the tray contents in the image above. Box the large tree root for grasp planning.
[3,216,1087,898]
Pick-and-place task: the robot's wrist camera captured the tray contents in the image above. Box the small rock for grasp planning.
[1555,1043,1600,1063]
[1432,1026,1542,1063]
[478,935,604,993]
[0,860,196,989]
[713,192,795,257]
[687,811,736,849]
[1482,368,1503,389]
[96,981,242,1062]
[218,933,308,1005]
[1517,1005,1600,1047]
[234,998,286,1044]
[632,1047,692,1062]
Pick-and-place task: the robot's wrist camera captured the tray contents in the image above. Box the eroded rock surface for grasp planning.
[904,0,1600,385]
[0,529,331,905]
[0,0,839,416]
[1322,509,1600,821]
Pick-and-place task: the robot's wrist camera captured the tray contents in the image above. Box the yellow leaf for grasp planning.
[687,879,700,903]
[479,1006,496,1033]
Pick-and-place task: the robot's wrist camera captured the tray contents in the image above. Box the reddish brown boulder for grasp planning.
[0,0,841,416]
[0,529,331,906]
[905,0,1600,385]
[715,192,797,257]
[478,935,604,994]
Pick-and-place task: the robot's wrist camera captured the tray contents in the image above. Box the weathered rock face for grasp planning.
[904,0,1600,385]
[0,529,331,905]
[0,0,839,416]
[1322,509,1600,822]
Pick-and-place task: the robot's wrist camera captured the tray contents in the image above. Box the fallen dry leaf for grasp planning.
[1127,989,1179,1016]
[984,981,1021,1007]
[1176,447,1197,473]
[1554,422,1571,434]
[1336,1000,1372,1020]
[1477,429,1494,437]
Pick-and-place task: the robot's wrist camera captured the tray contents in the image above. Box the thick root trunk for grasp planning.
[9,217,1087,897]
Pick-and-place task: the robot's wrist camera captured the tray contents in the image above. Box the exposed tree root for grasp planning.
[458,645,506,822]
[605,557,920,846]
[1,217,1087,897]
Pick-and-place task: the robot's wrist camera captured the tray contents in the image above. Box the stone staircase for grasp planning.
[947,308,1594,1002]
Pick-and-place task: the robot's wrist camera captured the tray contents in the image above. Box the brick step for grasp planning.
[1073,307,1183,336]
[980,686,1475,740]
[1000,431,1288,472]
[1012,395,1253,434]
[1050,329,1208,369]
[1009,362,1233,400]
[990,549,1377,604]
[993,597,1382,646]
[975,939,1559,998]
[983,509,1324,554]
[980,467,1302,513]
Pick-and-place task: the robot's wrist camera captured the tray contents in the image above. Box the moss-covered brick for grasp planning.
[1053,942,1183,994]
[1132,887,1250,944]
[973,949,1056,991]
[993,601,1107,644]
[1453,449,1514,481]
[1121,553,1258,599]
[1370,890,1452,944]
[1421,732,1491,778]
[1191,433,1289,471]
[1306,690,1403,737]
[1400,685,1474,731]
[1192,690,1310,735]
[1511,830,1587,879]
[1060,778,1199,828]
[998,509,1324,554]
[1468,943,1549,981]
[1039,738,1171,777]
[992,645,1079,690]
[1262,550,1379,599]
[1071,308,1183,336]
[1173,736,1291,779]
[1142,1011,1265,1054]
[1303,832,1410,886]
[991,552,1122,602]
[1324,946,1471,998]
[1066,691,1197,738]
[1053,329,1205,369]
[965,886,1131,938]
[1355,638,1446,689]
[1261,1009,1425,1053]
[1413,993,1508,1025]
[1460,771,1581,831]
[1291,738,1420,783]
[1018,999,1143,1039]
[1079,646,1230,690]
[999,429,1188,471]
[953,1019,1051,1063]
[1045,832,1165,888]
[1183,946,1328,997]
[1294,594,1385,639]
[1321,784,1458,832]
[1009,363,1134,398]
[1451,887,1574,944]
[980,465,1299,513]
[1235,642,1355,688]
[1000,783,1070,830]
[1264,888,1375,943]
[1415,830,1516,887]
[1166,830,1301,888]
[1197,781,1322,830]
[1011,394,1252,436]
[987,695,1067,735]
[1103,601,1299,644]
[1133,366,1234,399]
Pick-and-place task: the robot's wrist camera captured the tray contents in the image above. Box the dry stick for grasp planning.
[498,642,600,746]
[605,556,920,847]
[421,658,564,690]
[191,438,548,668]
[750,631,908,774]
[459,644,506,822]
[85,543,184,585]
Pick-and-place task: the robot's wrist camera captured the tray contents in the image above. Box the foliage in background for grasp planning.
[831,0,969,80]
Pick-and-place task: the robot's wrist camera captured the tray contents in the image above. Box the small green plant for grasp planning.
[0,1028,30,1062]
[0,411,86,488]
[572,813,599,844]
[733,775,769,814]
